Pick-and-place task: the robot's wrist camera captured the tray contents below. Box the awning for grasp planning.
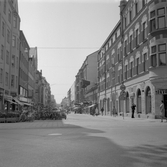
[88,104,96,108]
[5,99,17,104]
[13,97,24,106]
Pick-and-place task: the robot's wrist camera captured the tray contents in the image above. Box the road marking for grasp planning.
[48,133,62,136]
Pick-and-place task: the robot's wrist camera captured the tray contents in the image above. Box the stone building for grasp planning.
[98,0,167,118]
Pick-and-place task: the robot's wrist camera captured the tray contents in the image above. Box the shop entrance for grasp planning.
[163,95,167,117]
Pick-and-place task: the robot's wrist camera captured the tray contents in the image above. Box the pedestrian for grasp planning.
[159,100,167,122]
[101,107,104,116]
[131,103,136,118]
[95,107,99,116]
[112,106,117,117]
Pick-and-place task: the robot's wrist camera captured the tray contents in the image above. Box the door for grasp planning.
[164,95,167,117]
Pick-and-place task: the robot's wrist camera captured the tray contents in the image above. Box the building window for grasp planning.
[2,22,5,37]
[136,58,139,74]
[130,35,133,51]
[12,35,16,47]
[143,22,146,40]
[157,8,165,15]
[124,17,127,28]
[125,65,128,80]
[151,46,156,53]
[6,50,9,64]
[150,18,156,32]
[12,55,15,67]
[151,54,157,67]
[129,10,132,22]
[158,44,166,66]
[118,70,120,83]
[16,57,19,69]
[7,29,10,43]
[8,10,11,23]
[13,16,17,28]
[16,76,18,88]
[143,53,147,71]
[117,48,120,62]
[158,16,165,29]
[136,29,139,46]
[5,72,8,86]
[1,45,4,60]
[135,2,138,15]
[142,0,145,7]
[159,53,166,66]
[0,68,3,83]
[124,40,127,56]
[3,0,6,14]
[11,75,14,87]
[130,62,133,77]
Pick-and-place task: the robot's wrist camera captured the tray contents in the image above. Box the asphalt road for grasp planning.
[0,114,167,167]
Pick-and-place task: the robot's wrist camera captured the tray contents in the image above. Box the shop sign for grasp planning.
[156,89,167,94]
[19,96,28,102]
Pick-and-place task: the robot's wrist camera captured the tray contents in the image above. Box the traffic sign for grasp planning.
[120,84,126,91]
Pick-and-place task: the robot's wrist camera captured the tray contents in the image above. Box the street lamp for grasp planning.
[119,0,126,119]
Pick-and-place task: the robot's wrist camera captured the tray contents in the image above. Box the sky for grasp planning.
[18,0,120,104]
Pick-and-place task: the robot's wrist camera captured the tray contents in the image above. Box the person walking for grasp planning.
[131,103,136,118]
[112,106,117,117]
[159,100,167,122]
[101,107,104,116]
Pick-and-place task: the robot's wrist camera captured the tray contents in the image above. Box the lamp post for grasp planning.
[119,0,126,119]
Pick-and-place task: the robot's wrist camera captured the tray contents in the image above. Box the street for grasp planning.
[0,114,167,167]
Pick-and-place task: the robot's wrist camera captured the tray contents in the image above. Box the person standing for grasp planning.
[131,103,136,118]
[101,107,104,116]
[159,100,167,122]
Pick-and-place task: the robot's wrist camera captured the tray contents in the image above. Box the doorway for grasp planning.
[163,95,167,117]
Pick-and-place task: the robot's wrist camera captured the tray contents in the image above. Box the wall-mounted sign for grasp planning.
[156,89,167,94]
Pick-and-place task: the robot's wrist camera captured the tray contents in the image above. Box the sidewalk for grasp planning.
[96,114,166,123]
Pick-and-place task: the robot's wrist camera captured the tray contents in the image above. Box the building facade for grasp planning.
[75,51,98,105]
[0,0,20,111]
[98,0,167,119]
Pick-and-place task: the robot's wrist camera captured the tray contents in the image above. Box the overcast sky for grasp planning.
[18,0,120,104]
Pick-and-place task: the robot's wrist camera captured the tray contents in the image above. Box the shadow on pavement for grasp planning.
[125,144,167,167]
[0,120,166,167]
